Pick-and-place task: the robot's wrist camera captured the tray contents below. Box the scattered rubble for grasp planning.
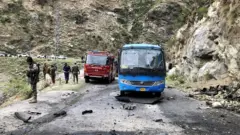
[53,110,67,117]
[122,104,136,110]
[109,130,117,135]
[14,112,31,123]
[166,96,175,100]
[154,119,163,123]
[188,94,194,98]
[82,110,93,115]
[115,96,131,103]
[188,81,240,112]
[27,111,41,115]
[115,95,163,104]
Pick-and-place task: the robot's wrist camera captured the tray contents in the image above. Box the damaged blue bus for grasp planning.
[118,44,166,96]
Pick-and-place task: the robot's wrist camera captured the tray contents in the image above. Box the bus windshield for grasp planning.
[120,49,164,70]
[86,55,107,65]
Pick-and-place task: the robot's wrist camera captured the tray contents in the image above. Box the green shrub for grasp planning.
[167,74,185,84]
[204,71,213,81]
[4,77,31,99]
[197,7,208,19]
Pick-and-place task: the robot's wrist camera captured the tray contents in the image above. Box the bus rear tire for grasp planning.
[85,78,90,83]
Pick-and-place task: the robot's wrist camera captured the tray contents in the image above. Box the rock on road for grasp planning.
[3,80,240,135]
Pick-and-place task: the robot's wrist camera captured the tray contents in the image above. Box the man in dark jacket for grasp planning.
[42,63,49,80]
[26,57,39,103]
[63,63,71,84]
[72,63,80,83]
[50,64,56,84]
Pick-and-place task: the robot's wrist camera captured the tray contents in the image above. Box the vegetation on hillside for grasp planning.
[0,57,81,104]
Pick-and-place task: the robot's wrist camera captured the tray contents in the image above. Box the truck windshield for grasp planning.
[120,49,164,69]
[86,55,107,65]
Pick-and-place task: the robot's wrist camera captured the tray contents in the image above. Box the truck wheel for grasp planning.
[108,76,112,84]
[85,78,90,83]
[112,74,115,81]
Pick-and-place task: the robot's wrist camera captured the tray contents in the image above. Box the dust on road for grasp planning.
[2,80,240,135]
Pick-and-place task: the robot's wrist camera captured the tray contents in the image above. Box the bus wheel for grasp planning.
[120,91,125,96]
[155,92,161,97]
[85,78,90,83]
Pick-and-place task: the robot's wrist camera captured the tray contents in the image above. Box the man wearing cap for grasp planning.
[26,57,40,103]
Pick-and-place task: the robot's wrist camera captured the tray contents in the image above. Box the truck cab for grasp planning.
[84,51,116,83]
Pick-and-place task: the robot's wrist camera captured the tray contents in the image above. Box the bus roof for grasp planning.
[123,44,162,49]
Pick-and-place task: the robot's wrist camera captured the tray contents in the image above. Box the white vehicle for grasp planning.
[58,55,66,59]
[50,55,56,59]
[0,53,5,57]
[37,55,45,58]
[17,54,29,57]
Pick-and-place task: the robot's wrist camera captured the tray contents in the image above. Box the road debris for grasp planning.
[14,112,31,123]
[220,114,225,118]
[109,130,117,135]
[188,81,240,112]
[188,94,194,98]
[115,95,163,104]
[166,96,175,100]
[53,110,67,117]
[154,119,163,123]
[82,110,93,115]
[27,111,41,115]
[122,104,136,110]
[115,96,131,103]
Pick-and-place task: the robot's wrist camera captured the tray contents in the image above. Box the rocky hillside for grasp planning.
[169,0,240,82]
[0,0,239,82]
[0,0,193,56]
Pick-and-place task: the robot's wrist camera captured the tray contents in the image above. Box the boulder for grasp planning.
[212,102,223,108]
[198,61,228,80]
[167,67,180,76]
[185,21,217,59]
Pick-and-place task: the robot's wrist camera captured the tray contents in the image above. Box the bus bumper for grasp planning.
[119,82,165,92]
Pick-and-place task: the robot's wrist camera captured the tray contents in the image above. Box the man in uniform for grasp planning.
[26,57,40,103]
[63,63,71,84]
[50,64,57,84]
[42,63,49,80]
[72,63,80,83]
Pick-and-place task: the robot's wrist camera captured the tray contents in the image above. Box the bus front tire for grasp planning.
[120,91,125,96]
[155,92,161,97]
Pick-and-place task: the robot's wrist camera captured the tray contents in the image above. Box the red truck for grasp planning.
[84,51,117,83]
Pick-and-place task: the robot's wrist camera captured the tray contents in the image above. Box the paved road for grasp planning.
[4,80,240,135]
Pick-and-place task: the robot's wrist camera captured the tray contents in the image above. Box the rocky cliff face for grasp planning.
[170,0,240,82]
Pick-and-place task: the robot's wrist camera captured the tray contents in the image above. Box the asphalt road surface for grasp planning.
[4,80,240,135]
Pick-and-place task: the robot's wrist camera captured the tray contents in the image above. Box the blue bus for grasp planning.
[118,44,166,96]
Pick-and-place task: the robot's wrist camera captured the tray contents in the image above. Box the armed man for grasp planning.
[26,57,40,103]
[72,63,80,83]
